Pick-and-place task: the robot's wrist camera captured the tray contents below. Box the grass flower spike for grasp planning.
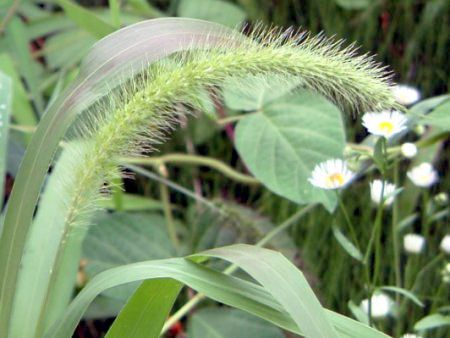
[309,159,355,190]
[407,163,438,187]
[401,142,418,158]
[440,235,450,254]
[362,110,408,139]
[360,293,393,318]
[403,234,426,254]
[370,180,396,206]
[391,84,421,106]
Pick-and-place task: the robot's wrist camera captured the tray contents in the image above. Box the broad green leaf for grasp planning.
[409,94,450,117]
[235,89,346,211]
[421,99,450,132]
[44,245,388,338]
[106,279,182,338]
[0,72,12,206]
[83,212,176,272]
[58,0,116,38]
[334,0,370,10]
[187,201,297,260]
[82,212,176,303]
[98,193,163,211]
[414,313,450,331]
[332,224,363,261]
[378,286,424,307]
[188,307,285,338]
[178,0,246,27]
[223,74,302,111]
[199,244,339,338]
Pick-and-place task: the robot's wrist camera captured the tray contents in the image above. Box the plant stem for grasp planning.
[122,154,260,185]
[337,194,361,252]
[0,0,20,34]
[216,113,255,126]
[160,204,317,334]
[158,164,179,250]
[124,164,223,214]
[392,162,402,293]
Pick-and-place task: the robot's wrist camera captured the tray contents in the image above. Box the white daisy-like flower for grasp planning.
[370,180,397,206]
[360,293,393,318]
[362,110,408,139]
[407,163,438,187]
[401,143,418,158]
[400,334,423,338]
[308,159,355,190]
[440,235,450,254]
[391,85,421,106]
[403,234,426,254]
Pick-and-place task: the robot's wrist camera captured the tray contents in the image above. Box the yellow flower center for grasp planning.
[378,121,394,135]
[326,173,345,187]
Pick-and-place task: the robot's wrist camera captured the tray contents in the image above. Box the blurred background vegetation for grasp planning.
[1,0,449,337]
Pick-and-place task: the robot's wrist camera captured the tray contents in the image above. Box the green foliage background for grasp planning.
[0,0,449,337]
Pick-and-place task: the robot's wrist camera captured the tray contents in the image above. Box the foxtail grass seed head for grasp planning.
[308,159,355,190]
[440,235,450,254]
[442,263,450,284]
[360,293,393,319]
[401,142,418,158]
[407,163,438,187]
[50,26,400,264]
[370,180,397,206]
[403,234,426,254]
[391,85,421,106]
[400,334,423,338]
[362,110,408,139]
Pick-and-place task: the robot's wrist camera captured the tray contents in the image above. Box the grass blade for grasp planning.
[58,0,115,38]
[0,54,37,128]
[105,279,183,338]
[196,244,339,338]
[0,71,11,207]
[44,246,389,338]
[44,257,296,338]
[4,17,44,113]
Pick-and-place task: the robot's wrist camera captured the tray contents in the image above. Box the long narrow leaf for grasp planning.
[105,279,182,338]
[44,246,389,338]
[196,244,338,338]
[4,17,44,113]
[58,0,116,38]
[0,18,240,335]
[0,71,11,207]
[44,257,295,338]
